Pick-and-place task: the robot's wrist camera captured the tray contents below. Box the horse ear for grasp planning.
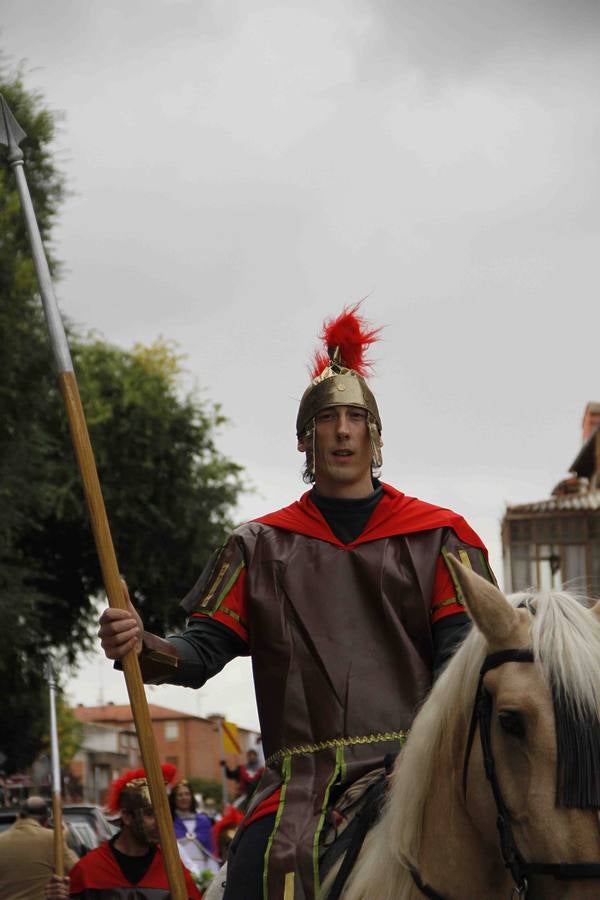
[445,553,521,645]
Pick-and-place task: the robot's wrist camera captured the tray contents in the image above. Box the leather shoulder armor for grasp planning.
[180,538,245,615]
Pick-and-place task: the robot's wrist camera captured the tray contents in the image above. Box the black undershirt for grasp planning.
[109,833,156,884]
[310,481,384,544]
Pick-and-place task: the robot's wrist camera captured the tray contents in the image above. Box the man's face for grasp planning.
[300,405,375,498]
[122,806,159,847]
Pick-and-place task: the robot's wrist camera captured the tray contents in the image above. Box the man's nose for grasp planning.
[335,413,350,434]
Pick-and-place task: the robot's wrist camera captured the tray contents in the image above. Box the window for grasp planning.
[590,542,600,597]
[561,544,587,593]
[511,544,535,592]
[165,721,179,741]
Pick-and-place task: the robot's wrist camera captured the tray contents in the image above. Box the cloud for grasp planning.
[351,0,600,87]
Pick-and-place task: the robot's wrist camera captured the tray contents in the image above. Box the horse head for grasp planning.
[443,557,600,899]
[340,560,600,900]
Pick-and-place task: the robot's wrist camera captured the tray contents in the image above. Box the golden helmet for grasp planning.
[296,304,383,468]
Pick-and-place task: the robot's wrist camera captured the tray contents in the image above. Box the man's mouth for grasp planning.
[332,449,353,457]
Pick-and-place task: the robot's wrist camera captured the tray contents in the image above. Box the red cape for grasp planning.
[69,841,200,898]
[255,482,486,551]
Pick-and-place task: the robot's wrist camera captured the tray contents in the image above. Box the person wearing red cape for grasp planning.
[99,305,496,900]
[45,764,200,899]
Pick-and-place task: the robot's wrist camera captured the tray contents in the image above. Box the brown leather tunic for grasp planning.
[213,521,490,899]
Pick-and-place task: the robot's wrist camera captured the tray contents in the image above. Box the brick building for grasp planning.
[72,703,260,797]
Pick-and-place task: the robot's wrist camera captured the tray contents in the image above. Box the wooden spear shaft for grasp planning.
[47,658,64,877]
[0,95,187,899]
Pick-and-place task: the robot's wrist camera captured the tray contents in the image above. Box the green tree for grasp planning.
[0,67,69,775]
[0,69,244,774]
[26,334,244,636]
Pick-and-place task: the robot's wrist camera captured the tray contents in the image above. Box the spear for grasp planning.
[0,95,187,899]
[46,656,64,877]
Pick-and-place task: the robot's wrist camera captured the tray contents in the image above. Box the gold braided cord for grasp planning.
[265,731,409,767]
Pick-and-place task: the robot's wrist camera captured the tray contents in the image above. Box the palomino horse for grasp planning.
[334,556,600,900]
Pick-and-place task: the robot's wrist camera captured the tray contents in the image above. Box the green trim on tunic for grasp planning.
[312,745,345,893]
[478,547,498,586]
[263,754,293,900]
[441,546,466,605]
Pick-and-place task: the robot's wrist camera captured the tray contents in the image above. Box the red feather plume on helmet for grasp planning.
[106,763,177,813]
[311,302,381,379]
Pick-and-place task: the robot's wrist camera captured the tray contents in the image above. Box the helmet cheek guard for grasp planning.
[368,415,383,468]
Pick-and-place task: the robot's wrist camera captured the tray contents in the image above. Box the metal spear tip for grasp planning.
[0,93,27,157]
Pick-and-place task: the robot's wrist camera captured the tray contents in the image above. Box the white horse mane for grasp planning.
[341,590,600,900]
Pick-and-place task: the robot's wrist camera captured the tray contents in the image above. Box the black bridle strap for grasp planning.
[522,862,600,879]
[480,648,536,673]
[477,649,600,888]
[408,864,446,899]
[411,647,600,898]
[462,650,535,798]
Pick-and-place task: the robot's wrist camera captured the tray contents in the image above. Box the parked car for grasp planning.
[62,804,117,843]
[65,820,99,857]
[0,806,95,857]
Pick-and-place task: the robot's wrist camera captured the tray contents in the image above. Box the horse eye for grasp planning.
[498,710,526,738]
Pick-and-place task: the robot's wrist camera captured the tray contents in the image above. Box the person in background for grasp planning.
[213,806,244,864]
[169,780,214,854]
[45,765,200,900]
[202,797,219,824]
[220,749,264,806]
[0,795,78,900]
[169,779,220,878]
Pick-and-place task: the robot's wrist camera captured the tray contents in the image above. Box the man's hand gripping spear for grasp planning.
[0,94,188,900]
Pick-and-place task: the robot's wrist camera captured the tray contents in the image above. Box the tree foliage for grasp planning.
[39,335,245,636]
[0,69,244,774]
[40,690,85,769]
[187,778,223,807]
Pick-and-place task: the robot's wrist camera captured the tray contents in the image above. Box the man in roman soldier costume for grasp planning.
[45,765,200,899]
[98,305,496,899]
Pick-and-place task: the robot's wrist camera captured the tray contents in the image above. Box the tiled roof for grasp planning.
[72,704,259,738]
[506,490,600,515]
[73,703,197,723]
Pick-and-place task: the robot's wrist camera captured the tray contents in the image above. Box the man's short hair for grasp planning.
[21,796,49,821]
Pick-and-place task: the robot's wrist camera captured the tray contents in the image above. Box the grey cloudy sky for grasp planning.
[2,1,599,730]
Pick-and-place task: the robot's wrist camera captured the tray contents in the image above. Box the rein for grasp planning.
[410,648,600,899]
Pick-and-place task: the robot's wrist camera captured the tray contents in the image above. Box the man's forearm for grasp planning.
[119,617,248,688]
[136,631,182,685]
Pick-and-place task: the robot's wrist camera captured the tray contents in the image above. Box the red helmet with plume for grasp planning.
[106,763,177,813]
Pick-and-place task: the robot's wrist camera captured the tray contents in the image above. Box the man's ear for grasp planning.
[297,439,306,453]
